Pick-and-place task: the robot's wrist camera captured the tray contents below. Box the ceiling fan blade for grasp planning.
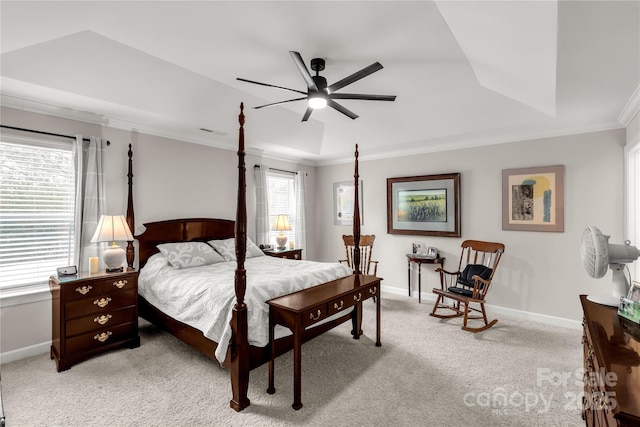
[328,100,359,120]
[327,62,384,93]
[330,93,396,101]
[301,107,313,122]
[237,78,307,95]
[289,51,318,91]
[254,97,307,109]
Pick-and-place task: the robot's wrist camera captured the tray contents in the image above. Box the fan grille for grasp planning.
[581,226,609,279]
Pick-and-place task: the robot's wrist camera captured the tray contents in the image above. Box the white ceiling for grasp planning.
[1,1,639,165]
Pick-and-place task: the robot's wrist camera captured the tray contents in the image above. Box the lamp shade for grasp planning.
[272,214,292,232]
[91,215,134,243]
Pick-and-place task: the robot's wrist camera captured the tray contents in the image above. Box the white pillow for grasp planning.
[157,241,226,269]
[207,237,265,261]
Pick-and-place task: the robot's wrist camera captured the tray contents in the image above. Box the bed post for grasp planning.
[351,144,364,338]
[353,144,361,274]
[126,143,135,269]
[229,103,251,412]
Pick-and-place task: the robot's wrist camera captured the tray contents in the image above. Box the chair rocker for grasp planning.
[430,240,505,332]
[339,234,378,276]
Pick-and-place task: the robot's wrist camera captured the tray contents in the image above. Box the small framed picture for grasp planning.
[412,242,424,254]
[628,281,640,302]
[427,247,438,258]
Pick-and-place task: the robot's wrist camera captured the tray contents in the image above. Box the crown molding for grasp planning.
[618,84,640,127]
[2,93,630,169]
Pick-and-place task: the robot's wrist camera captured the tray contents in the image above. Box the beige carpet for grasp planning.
[1,294,585,426]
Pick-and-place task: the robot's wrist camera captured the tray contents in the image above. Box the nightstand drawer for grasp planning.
[66,306,137,337]
[62,275,137,301]
[65,289,137,319]
[65,322,137,355]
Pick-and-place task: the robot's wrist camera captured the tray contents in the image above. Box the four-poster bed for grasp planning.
[125,103,378,411]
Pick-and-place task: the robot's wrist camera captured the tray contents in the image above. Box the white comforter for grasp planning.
[138,254,352,362]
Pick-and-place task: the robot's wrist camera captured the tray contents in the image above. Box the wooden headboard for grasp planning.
[135,218,235,268]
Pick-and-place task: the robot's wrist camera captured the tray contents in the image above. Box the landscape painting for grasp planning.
[387,173,460,237]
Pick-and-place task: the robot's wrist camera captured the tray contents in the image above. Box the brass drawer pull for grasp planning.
[309,310,321,321]
[353,292,362,302]
[94,297,111,308]
[294,254,300,259]
[369,287,377,295]
[94,331,112,343]
[94,314,112,325]
[333,301,344,310]
[75,285,92,295]
[113,279,127,289]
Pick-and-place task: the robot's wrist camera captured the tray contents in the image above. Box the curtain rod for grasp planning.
[0,125,111,145]
[254,164,297,175]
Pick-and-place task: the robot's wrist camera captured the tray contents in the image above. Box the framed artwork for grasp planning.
[333,180,363,225]
[502,165,564,232]
[628,281,640,302]
[387,173,460,237]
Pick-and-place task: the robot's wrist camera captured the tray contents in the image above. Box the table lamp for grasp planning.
[272,214,291,250]
[91,214,134,272]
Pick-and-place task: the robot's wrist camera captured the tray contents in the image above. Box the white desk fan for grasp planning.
[581,226,640,306]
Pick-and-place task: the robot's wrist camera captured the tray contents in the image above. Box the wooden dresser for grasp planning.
[580,295,640,426]
[49,269,140,371]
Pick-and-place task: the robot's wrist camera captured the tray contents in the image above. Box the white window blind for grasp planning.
[0,139,76,290]
[267,173,296,247]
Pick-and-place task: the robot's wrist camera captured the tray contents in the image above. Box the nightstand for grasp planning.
[49,269,140,371]
[263,248,303,260]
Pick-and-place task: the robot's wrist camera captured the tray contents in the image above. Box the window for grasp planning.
[267,172,296,247]
[0,137,76,291]
[626,138,640,283]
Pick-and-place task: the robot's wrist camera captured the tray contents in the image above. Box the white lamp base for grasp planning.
[276,234,288,251]
[103,243,125,272]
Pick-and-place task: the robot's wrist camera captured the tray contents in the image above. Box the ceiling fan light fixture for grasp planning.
[308,94,327,109]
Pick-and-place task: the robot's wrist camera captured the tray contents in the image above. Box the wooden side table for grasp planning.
[49,269,140,371]
[406,254,445,303]
[263,248,302,260]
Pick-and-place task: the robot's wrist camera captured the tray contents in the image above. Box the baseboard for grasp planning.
[0,341,50,365]
[381,285,582,330]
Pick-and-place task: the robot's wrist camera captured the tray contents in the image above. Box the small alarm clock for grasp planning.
[56,265,77,276]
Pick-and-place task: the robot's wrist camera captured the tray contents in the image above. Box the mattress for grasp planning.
[138,253,352,362]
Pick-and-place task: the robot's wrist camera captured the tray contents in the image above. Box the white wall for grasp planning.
[315,129,626,322]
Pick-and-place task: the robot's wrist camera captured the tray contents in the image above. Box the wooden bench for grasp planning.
[267,274,382,409]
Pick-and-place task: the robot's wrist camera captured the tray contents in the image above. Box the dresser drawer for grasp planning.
[65,322,137,355]
[65,306,137,337]
[302,305,328,328]
[65,289,137,319]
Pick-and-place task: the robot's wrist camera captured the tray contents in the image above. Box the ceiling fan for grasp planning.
[237,51,396,122]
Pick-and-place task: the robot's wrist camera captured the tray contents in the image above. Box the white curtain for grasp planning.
[73,136,107,271]
[254,164,270,247]
[295,170,308,258]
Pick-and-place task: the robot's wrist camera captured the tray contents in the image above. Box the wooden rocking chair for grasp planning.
[339,234,378,276]
[430,240,505,332]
